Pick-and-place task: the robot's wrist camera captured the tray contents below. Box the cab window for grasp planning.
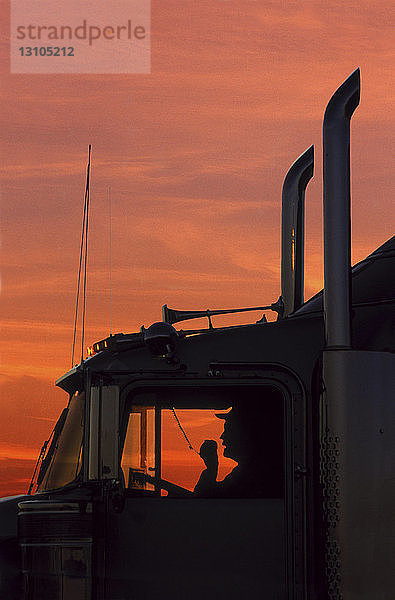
[121,386,284,499]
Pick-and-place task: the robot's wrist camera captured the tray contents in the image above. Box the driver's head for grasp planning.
[216,396,283,464]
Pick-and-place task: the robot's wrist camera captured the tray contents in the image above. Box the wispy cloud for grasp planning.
[0,441,39,461]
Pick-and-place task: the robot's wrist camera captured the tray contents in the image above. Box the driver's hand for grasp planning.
[199,439,218,472]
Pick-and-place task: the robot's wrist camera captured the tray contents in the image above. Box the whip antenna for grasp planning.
[71,145,92,367]
[109,186,112,336]
[81,145,92,364]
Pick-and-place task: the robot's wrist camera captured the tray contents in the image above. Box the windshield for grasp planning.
[37,392,84,492]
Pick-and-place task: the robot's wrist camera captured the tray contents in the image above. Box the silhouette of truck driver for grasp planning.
[194,397,283,498]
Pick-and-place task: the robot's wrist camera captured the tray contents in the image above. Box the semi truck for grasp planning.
[1,69,394,600]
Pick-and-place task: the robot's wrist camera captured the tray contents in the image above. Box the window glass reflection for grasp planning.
[38,392,84,491]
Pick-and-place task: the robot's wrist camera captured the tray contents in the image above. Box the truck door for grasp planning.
[105,376,306,600]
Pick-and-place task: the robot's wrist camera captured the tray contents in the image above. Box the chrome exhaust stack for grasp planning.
[319,70,395,600]
[323,68,360,348]
[281,145,314,317]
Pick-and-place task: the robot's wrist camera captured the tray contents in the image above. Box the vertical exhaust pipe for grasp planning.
[323,69,360,348]
[281,145,314,317]
[320,70,395,600]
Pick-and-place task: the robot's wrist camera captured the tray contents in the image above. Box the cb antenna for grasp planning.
[108,186,112,336]
[71,145,92,367]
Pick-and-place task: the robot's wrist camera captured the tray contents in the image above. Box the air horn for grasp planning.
[162,298,284,327]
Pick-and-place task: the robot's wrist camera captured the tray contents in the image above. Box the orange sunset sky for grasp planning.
[0,1,394,497]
